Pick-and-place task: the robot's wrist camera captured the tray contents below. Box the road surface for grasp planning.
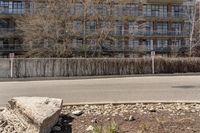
[0,76,200,106]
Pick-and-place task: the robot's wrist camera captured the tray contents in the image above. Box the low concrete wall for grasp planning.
[0,58,200,78]
[12,58,152,78]
[0,59,10,78]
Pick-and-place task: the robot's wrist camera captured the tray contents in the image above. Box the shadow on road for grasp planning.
[171,85,197,89]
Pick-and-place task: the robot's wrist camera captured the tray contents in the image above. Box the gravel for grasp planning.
[1,103,200,133]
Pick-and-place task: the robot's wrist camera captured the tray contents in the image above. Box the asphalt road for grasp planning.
[0,76,200,106]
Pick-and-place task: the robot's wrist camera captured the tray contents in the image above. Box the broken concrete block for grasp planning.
[3,97,63,133]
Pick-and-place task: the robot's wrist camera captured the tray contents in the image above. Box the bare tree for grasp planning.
[17,0,73,57]
[184,0,198,57]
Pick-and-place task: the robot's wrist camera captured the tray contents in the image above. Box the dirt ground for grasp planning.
[53,103,200,133]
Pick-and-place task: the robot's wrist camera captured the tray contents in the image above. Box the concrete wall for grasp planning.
[0,59,10,78]
[0,58,200,78]
[12,58,152,78]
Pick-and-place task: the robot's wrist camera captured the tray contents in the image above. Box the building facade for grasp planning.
[0,0,27,57]
[0,0,196,57]
[69,0,196,57]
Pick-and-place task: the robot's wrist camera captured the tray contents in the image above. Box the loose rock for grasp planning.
[86,125,94,131]
[128,115,135,121]
[72,110,83,116]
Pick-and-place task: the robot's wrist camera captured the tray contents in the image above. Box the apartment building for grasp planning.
[0,0,196,57]
[0,0,26,57]
[69,0,196,57]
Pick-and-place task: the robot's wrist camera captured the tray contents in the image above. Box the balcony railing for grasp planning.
[0,8,25,15]
[112,30,190,37]
[0,44,28,52]
[0,28,15,32]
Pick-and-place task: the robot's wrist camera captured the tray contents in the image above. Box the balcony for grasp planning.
[0,44,28,52]
[146,0,184,4]
[112,30,190,38]
[0,28,15,32]
[0,28,18,37]
[0,7,25,15]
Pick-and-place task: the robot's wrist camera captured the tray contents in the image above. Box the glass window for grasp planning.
[172,5,183,17]
[157,40,168,48]
[129,22,138,34]
[129,40,139,49]
[172,23,182,35]
[0,1,24,14]
[72,38,83,48]
[157,23,168,35]
[97,4,107,16]
[145,40,152,50]
[73,4,83,16]
[144,5,167,17]
[172,40,182,48]
[0,20,9,28]
[86,21,96,32]
[113,5,123,16]
[145,22,153,35]
[125,4,139,16]
[73,21,82,32]
[115,21,124,36]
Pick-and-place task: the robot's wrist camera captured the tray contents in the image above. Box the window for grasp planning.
[157,23,168,35]
[172,23,182,35]
[129,40,139,49]
[86,21,96,32]
[144,5,167,17]
[145,22,153,35]
[97,5,107,16]
[172,5,183,17]
[115,21,124,36]
[113,5,123,16]
[102,40,113,50]
[125,4,139,16]
[73,4,83,16]
[0,40,3,48]
[145,40,152,51]
[172,40,182,48]
[72,39,83,48]
[129,22,138,34]
[0,1,9,13]
[87,40,96,50]
[115,40,124,50]
[185,23,192,34]
[88,4,95,16]
[73,21,82,33]
[0,20,9,28]
[184,5,194,18]
[0,1,24,14]
[157,40,168,48]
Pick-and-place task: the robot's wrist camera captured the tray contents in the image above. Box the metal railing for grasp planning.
[0,28,15,32]
[0,8,25,15]
[0,44,28,52]
[113,30,190,37]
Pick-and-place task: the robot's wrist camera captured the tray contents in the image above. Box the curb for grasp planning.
[63,101,200,106]
[0,73,200,82]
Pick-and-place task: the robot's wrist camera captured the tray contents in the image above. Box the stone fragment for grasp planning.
[128,115,135,121]
[149,108,156,112]
[91,118,97,123]
[3,97,63,133]
[72,110,83,116]
[86,125,94,131]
